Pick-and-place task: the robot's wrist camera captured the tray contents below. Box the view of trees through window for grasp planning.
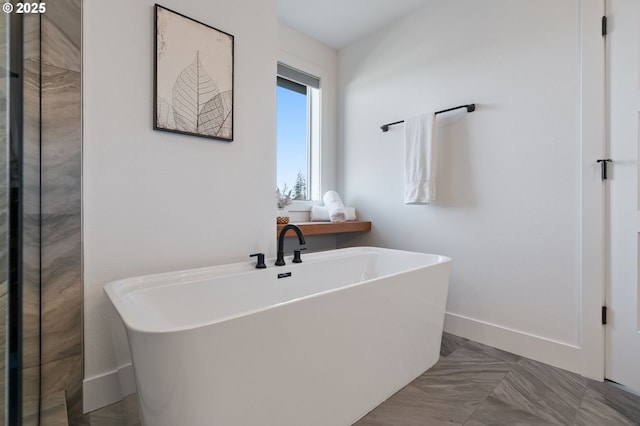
[293,171,306,200]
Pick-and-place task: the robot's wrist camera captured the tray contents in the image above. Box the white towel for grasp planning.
[343,207,356,221]
[310,206,330,221]
[329,207,357,222]
[329,208,347,222]
[404,113,437,204]
[310,206,357,222]
[323,190,345,209]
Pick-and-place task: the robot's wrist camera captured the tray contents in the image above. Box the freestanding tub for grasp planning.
[104,246,451,426]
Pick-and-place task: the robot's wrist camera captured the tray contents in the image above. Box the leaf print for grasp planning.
[198,94,225,136]
[156,97,175,129]
[198,90,233,137]
[172,51,219,133]
[217,90,233,138]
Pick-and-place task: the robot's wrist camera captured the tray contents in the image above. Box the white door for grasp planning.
[606,0,640,393]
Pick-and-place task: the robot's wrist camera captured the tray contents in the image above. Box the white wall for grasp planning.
[83,0,277,411]
[338,0,585,370]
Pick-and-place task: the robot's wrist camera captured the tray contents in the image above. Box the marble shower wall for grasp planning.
[40,0,83,421]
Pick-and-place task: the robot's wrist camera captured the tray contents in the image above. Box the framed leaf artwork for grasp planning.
[154,4,234,141]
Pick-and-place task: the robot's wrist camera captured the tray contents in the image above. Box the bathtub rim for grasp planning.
[104,246,452,334]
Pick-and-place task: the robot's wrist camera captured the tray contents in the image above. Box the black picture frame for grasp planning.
[154,4,234,141]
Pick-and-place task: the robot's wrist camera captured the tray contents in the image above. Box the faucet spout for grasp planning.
[276,224,306,266]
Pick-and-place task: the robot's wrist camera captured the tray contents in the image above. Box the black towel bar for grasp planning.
[380,104,475,132]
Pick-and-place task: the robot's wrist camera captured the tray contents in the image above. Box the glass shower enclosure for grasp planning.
[1,7,43,425]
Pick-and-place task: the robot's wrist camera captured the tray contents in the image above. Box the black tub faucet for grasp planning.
[276,224,306,266]
[250,253,266,269]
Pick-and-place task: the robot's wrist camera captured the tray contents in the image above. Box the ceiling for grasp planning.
[277,0,429,49]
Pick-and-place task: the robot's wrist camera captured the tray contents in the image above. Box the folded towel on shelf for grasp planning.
[310,205,330,221]
[404,113,437,204]
[329,207,357,223]
[343,207,356,221]
[310,205,357,222]
[318,191,356,222]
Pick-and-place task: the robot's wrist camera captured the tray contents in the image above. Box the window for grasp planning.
[277,63,320,202]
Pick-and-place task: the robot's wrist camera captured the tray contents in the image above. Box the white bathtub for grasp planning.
[104,246,451,426]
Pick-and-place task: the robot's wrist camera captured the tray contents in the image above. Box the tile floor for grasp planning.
[72,333,640,426]
[73,394,140,426]
[37,391,68,426]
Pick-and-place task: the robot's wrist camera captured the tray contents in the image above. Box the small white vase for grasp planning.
[276,207,290,224]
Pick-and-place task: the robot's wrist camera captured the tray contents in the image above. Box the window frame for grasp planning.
[276,62,322,208]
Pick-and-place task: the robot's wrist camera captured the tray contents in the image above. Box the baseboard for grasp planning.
[82,363,136,414]
[444,312,582,374]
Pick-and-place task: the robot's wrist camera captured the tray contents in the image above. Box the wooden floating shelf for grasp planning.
[277,221,372,237]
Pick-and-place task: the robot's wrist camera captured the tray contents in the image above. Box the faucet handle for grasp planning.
[292,248,307,264]
[250,253,267,269]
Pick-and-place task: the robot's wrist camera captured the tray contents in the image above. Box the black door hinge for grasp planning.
[597,159,612,180]
[602,306,607,325]
[602,16,607,37]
